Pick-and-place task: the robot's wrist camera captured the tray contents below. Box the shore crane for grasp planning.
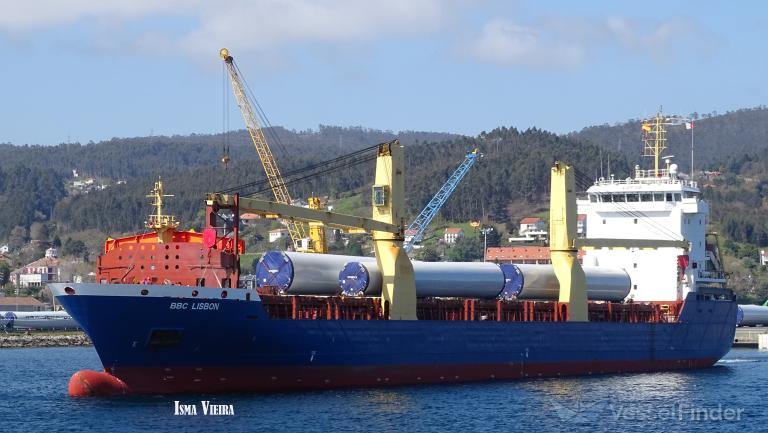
[403,148,480,253]
[220,48,325,252]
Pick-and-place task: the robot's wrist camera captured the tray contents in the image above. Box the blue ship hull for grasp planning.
[49,283,737,394]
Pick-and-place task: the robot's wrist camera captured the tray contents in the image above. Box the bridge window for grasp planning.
[613,194,626,202]
[627,194,639,202]
[640,193,652,202]
[653,193,664,201]
[674,193,682,201]
[589,194,598,203]
[666,193,673,202]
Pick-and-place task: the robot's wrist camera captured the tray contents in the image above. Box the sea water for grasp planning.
[1,346,766,432]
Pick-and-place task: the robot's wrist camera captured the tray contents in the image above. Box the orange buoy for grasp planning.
[68,370,130,397]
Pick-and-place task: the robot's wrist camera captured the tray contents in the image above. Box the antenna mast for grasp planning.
[641,111,674,176]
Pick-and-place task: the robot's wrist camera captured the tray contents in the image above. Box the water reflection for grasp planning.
[362,389,414,415]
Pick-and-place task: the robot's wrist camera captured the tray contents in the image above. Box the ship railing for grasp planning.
[259,295,679,324]
[592,174,698,189]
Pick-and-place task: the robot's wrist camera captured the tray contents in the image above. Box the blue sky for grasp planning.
[1,0,766,146]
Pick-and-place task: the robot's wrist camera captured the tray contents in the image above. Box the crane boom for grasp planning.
[403,148,480,253]
[219,48,307,245]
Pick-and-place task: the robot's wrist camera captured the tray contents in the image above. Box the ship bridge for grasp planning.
[577,112,725,302]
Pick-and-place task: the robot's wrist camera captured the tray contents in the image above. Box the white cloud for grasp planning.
[0,0,447,59]
[465,15,706,68]
[468,18,584,68]
[0,0,192,32]
[176,0,445,57]
[0,2,712,71]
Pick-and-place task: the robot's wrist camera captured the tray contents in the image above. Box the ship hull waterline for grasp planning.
[50,283,737,396]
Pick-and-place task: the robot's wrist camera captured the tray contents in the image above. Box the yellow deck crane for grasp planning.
[208,140,417,319]
[550,113,689,321]
[219,48,326,253]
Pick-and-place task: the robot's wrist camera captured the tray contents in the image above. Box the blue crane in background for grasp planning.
[403,148,481,254]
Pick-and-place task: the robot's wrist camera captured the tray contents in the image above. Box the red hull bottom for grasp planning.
[74,358,719,396]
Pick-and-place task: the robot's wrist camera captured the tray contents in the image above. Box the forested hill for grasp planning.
[2,126,627,240]
[0,126,457,240]
[0,125,460,181]
[568,106,768,173]
[704,147,768,246]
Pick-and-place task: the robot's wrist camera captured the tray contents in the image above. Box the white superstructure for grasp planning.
[577,113,726,302]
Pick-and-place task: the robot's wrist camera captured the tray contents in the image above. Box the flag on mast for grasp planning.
[685,122,695,130]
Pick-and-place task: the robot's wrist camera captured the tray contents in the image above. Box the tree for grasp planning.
[415,245,441,262]
[345,237,364,256]
[445,237,483,262]
[327,238,347,254]
[0,262,10,287]
[62,238,87,258]
[483,228,501,247]
[29,222,49,242]
[8,226,28,250]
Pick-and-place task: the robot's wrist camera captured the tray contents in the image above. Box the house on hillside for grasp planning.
[10,255,61,289]
[0,244,8,254]
[269,229,289,243]
[0,297,46,312]
[519,217,546,236]
[507,217,548,243]
[443,228,464,244]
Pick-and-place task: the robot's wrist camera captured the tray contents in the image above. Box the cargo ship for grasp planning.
[49,130,737,397]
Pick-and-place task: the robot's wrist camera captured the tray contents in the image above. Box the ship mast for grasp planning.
[641,111,674,177]
[146,180,179,242]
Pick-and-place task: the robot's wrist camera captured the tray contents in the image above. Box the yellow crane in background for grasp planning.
[219,48,326,253]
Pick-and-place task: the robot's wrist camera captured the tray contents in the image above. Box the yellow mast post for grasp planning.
[146,180,179,243]
[307,197,327,254]
[642,111,670,177]
[371,140,417,320]
[549,162,588,321]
